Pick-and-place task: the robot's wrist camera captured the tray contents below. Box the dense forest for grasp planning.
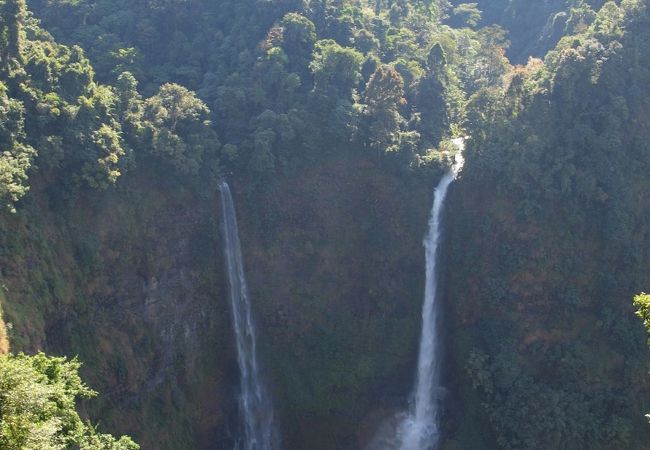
[0,0,649,448]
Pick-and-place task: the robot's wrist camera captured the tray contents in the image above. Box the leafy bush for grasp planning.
[0,352,138,449]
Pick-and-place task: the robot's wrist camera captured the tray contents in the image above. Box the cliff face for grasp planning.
[0,153,435,449]
[441,176,650,449]
[238,155,434,449]
[2,1,648,448]
[450,0,607,62]
[3,146,650,450]
[0,168,232,449]
[2,138,649,450]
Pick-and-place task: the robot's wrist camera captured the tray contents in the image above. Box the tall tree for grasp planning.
[2,0,26,67]
[143,83,219,176]
[363,65,406,152]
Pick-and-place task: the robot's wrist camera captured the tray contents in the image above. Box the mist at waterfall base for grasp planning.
[219,182,278,450]
[368,139,465,450]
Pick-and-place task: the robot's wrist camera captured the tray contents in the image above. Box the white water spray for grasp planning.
[396,138,465,450]
[219,182,277,450]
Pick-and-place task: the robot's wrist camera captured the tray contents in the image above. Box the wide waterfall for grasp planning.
[395,139,465,450]
[219,182,277,450]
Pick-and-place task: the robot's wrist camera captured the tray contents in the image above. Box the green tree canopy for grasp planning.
[310,39,363,98]
[143,83,219,176]
[0,352,138,450]
[634,293,650,346]
[0,82,33,211]
[363,64,406,151]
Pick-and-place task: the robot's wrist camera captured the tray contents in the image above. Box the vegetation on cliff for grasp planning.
[0,0,220,212]
[0,352,138,449]
[446,1,650,448]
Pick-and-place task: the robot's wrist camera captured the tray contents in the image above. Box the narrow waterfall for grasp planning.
[396,139,465,450]
[219,182,277,450]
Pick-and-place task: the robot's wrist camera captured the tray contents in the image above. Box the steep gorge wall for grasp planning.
[441,176,650,449]
[0,168,232,449]
[238,156,434,449]
[0,153,435,449]
[2,144,650,450]
[450,0,607,62]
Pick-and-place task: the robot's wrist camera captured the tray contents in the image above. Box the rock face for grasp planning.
[2,146,649,449]
[0,170,233,449]
[451,0,606,62]
[441,176,650,449]
[0,154,435,449]
[233,155,434,449]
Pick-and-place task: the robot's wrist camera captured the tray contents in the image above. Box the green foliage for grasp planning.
[7,0,649,449]
[363,64,406,151]
[633,292,650,422]
[310,39,364,96]
[0,352,138,449]
[451,3,482,28]
[455,0,606,62]
[0,7,226,208]
[114,72,142,133]
[1,0,27,68]
[0,82,34,211]
[634,293,650,346]
[0,0,499,447]
[465,0,650,216]
[143,83,219,176]
[454,2,650,449]
[24,0,515,185]
[280,12,316,63]
[0,19,131,198]
[82,124,124,189]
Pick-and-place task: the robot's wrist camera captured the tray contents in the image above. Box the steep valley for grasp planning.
[1,0,650,449]
[0,152,437,449]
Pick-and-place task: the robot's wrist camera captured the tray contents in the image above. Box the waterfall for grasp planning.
[219,182,277,450]
[396,138,465,450]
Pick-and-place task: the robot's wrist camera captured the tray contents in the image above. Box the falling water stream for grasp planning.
[219,182,277,450]
[393,139,465,450]
[360,138,465,450]
[219,138,463,450]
